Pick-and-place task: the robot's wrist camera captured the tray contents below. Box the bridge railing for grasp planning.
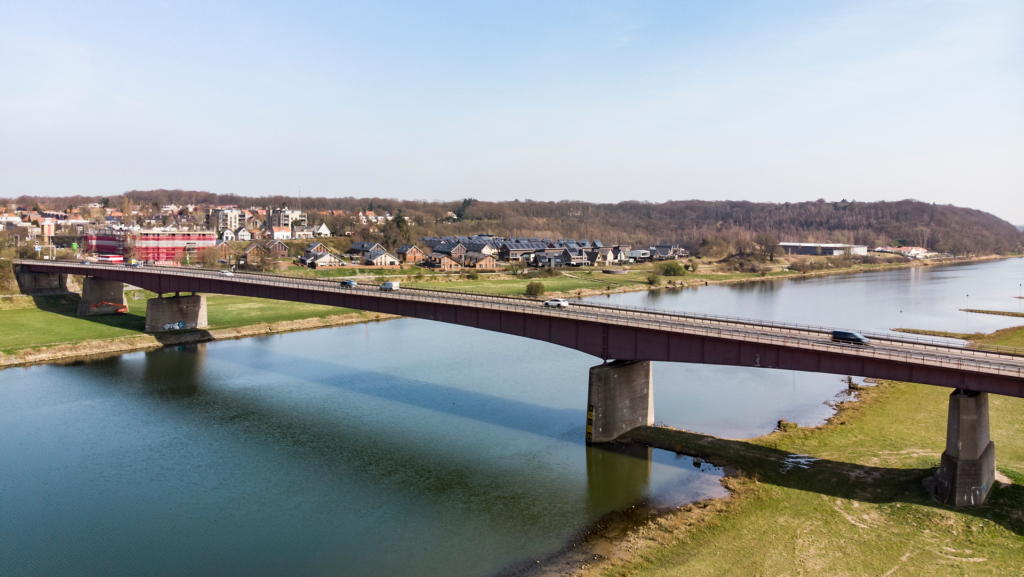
[567,300,1024,358]
[19,260,1024,375]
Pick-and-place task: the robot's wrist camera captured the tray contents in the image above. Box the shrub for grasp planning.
[688,258,699,273]
[466,271,480,281]
[525,281,545,296]
[737,259,765,273]
[646,272,662,286]
[657,261,687,276]
[789,260,826,274]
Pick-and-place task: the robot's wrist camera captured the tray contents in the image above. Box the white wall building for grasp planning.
[779,243,868,256]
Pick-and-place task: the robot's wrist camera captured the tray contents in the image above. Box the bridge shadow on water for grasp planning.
[62,344,691,530]
[621,427,1024,536]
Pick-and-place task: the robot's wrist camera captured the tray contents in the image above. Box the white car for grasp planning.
[543,298,569,308]
[219,270,234,276]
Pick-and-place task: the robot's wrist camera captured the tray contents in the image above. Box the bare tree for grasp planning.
[754,233,780,262]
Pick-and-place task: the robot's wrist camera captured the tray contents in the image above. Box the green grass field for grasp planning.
[596,325,1024,576]
[404,268,808,296]
[405,274,641,295]
[0,293,358,354]
[278,264,437,278]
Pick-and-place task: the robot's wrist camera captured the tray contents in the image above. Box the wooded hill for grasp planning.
[5,191,1022,257]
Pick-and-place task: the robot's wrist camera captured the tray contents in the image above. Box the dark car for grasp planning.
[831,330,870,346]
[340,280,357,288]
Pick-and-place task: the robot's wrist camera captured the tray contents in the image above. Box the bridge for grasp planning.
[16,260,1024,507]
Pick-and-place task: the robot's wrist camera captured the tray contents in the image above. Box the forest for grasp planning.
[4,190,1022,257]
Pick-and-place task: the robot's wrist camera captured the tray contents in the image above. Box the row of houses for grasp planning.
[422,235,689,266]
[344,241,501,271]
[285,242,399,268]
[213,238,290,267]
[218,222,332,242]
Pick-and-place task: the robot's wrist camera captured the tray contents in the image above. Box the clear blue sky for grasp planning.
[1,1,1022,222]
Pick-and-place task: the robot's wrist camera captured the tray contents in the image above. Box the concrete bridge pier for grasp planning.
[76,277,126,315]
[145,294,208,332]
[933,389,995,506]
[586,360,654,443]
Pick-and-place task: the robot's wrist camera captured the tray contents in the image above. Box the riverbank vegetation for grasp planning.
[569,325,1024,576]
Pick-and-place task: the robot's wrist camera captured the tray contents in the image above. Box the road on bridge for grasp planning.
[16,260,1024,397]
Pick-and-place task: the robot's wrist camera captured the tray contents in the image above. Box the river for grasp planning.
[1,258,1021,576]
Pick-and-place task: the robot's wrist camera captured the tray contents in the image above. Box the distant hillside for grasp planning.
[5,190,1022,256]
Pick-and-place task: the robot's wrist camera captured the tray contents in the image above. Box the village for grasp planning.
[2,201,941,277]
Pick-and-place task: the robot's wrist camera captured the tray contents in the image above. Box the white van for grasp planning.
[380,281,400,292]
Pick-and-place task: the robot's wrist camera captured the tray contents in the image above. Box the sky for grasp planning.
[1,1,1022,222]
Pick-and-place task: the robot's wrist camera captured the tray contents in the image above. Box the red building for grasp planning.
[134,231,217,264]
[85,230,217,264]
[85,231,124,254]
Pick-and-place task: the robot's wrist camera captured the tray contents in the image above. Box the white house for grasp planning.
[364,250,400,266]
[271,226,292,240]
[221,229,236,241]
[314,222,332,237]
[235,227,252,242]
[874,246,928,258]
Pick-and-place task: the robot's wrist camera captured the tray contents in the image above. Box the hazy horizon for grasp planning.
[2,1,1022,223]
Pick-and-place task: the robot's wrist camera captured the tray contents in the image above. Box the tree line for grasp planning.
[4,191,1021,257]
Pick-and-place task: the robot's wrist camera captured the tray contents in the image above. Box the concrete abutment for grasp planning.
[586,360,654,443]
[15,268,68,294]
[145,294,208,332]
[932,389,995,507]
[77,277,127,315]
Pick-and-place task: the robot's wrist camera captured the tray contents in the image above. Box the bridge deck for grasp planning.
[16,260,1024,397]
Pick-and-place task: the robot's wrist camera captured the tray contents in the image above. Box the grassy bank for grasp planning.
[895,325,1024,349]
[0,292,364,355]
[571,326,1024,576]
[961,308,1024,318]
